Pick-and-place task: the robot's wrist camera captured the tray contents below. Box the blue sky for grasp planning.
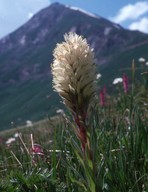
[0,0,148,39]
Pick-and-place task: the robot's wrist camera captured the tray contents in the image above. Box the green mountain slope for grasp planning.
[0,3,148,130]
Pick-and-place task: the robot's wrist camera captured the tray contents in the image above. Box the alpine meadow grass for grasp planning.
[0,33,147,192]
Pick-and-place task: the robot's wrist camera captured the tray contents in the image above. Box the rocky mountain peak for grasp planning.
[0,2,148,130]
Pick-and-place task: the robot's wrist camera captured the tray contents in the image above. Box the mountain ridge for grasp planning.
[0,2,148,130]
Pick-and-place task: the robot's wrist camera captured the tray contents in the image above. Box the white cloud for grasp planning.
[0,0,50,39]
[110,1,148,23]
[129,17,148,33]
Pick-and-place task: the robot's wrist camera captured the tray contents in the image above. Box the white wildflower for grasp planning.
[26,120,33,127]
[6,138,15,145]
[56,109,64,114]
[145,61,148,66]
[96,73,102,79]
[14,133,20,138]
[51,32,97,114]
[138,57,145,63]
[113,78,123,85]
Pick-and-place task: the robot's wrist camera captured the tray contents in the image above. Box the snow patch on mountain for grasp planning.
[104,27,112,35]
[113,24,122,30]
[20,35,26,45]
[66,5,100,19]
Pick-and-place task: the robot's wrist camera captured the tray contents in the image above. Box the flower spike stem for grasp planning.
[51,32,97,191]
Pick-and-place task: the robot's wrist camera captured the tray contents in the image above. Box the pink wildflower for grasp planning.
[122,74,128,93]
[99,87,106,106]
[32,144,44,156]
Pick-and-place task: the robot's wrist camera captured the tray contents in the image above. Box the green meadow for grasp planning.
[0,32,147,191]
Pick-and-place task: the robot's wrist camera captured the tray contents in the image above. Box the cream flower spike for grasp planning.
[51,32,96,116]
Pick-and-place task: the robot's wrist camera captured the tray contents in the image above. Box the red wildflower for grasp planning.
[32,144,44,156]
[99,87,106,106]
[122,74,128,93]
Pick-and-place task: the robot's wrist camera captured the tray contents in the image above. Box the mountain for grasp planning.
[0,2,148,130]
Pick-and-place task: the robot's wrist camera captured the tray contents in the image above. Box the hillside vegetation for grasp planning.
[0,32,147,192]
[0,3,148,130]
